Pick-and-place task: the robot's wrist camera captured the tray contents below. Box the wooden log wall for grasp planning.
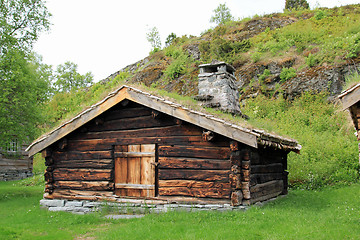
[0,143,33,181]
[246,147,288,204]
[43,101,233,201]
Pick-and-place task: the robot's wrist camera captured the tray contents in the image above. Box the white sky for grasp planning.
[34,0,360,82]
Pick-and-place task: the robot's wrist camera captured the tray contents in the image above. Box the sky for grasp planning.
[33,0,360,82]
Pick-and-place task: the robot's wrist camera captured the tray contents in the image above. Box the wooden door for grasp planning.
[114,144,156,197]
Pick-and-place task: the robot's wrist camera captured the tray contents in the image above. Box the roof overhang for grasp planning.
[26,86,301,156]
[338,83,360,110]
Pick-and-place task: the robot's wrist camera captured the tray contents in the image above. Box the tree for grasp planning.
[210,3,234,25]
[146,26,162,53]
[54,61,94,92]
[0,50,51,149]
[0,0,51,149]
[0,0,51,55]
[285,0,310,11]
[165,32,177,47]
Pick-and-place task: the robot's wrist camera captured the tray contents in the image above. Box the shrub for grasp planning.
[242,92,359,189]
[163,54,188,80]
[285,0,310,11]
[258,69,272,83]
[165,33,177,47]
[305,53,319,67]
[199,38,251,64]
[280,67,297,82]
[314,9,329,20]
[251,51,262,63]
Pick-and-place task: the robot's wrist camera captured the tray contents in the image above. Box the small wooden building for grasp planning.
[0,141,33,181]
[338,83,360,164]
[27,86,301,206]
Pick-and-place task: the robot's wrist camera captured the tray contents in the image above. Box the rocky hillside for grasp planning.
[102,4,360,101]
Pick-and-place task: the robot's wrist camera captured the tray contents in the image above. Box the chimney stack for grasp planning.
[196,61,242,115]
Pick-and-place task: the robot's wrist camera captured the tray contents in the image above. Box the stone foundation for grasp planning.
[0,170,33,181]
[40,199,248,214]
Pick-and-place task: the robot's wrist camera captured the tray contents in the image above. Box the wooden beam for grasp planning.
[26,87,131,156]
[339,84,360,110]
[126,89,258,148]
[158,157,230,170]
[42,148,52,158]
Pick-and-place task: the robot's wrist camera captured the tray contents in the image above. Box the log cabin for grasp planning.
[338,82,360,164]
[0,141,33,181]
[27,83,301,206]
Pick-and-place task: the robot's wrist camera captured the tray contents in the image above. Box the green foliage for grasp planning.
[44,72,129,129]
[280,67,297,82]
[305,53,319,67]
[251,51,262,63]
[199,38,251,64]
[0,0,51,148]
[242,92,359,189]
[258,69,271,83]
[54,61,94,92]
[146,26,162,53]
[314,9,329,20]
[163,50,189,80]
[285,0,310,11]
[0,50,51,149]
[165,32,177,47]
[249,6,360,66]
[344,71,360,90]
[0,0,51,55]
[210,3,234,25]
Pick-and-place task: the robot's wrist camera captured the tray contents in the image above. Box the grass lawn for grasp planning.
[0,178,359,240]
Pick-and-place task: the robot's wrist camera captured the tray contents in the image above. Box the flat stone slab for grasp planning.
[105,214,145,220]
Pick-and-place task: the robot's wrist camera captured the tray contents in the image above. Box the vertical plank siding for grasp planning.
[45,102,233,200]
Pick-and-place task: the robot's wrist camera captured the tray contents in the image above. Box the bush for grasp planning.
[199,38,251,64]
[242,92,359,189]
[314,9,329,20]
[163,49,189,80]
[280,67,297,82]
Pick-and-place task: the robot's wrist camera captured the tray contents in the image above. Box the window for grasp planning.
[6,139,19,153]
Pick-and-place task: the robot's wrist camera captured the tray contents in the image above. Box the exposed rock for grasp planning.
[132,60,167,86]
[282,61,360,100]
[236,57,296,89]
[184,43,201,60]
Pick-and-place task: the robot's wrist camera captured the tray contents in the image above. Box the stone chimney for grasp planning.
[196,61,242,115]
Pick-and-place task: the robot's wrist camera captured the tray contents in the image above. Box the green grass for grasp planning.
[96,184,360,239]
[0,178,359,239]
[0,181,112,240]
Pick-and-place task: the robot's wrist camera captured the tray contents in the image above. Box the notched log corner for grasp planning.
[58,138,68,150]
[202,130,215,142]
[151,110,162,119]
[230,141,239,152]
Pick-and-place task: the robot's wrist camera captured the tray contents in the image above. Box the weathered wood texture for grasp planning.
[44,102,233,201]
[0,144,32,171]
[114,144,156,197]
[0,144,33,181]
[248,148,287,203]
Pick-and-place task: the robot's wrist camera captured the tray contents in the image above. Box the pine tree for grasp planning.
[285,0,310,11]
